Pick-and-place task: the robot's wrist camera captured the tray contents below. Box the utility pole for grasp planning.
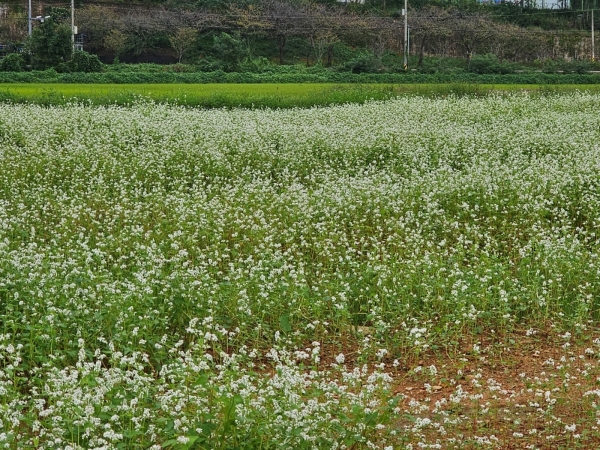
[408,26,410,62]
[403,0,408,70]
[27,2,50,37]
[71,0,75,52]
[593,9,595,61]
[28,0,32,36]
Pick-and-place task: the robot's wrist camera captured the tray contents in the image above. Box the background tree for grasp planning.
[263,0,303,64]
[485,22,546,63]
[76,5,122,54]
[46,6,70,23]
[0,11,27,46]
[104,29,129,63]
[26,17,72,70]
[227,4,270,58]
[365,16,399,60]
[169,27,197,62]
[449,10,496,68]
[212,31,248,70]
[311,30,338,64]
[556,30,586,60]
[534,31,556,60]
[411,6,453,67]
[302,3,343,65]
[121,11,164,58]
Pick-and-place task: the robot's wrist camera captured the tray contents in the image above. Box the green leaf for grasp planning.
[279,314,292,333]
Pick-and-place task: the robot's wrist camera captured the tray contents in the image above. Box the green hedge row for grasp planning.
[1,70,600,84]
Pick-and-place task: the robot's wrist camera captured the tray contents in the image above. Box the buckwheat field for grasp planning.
[2,93,600,449]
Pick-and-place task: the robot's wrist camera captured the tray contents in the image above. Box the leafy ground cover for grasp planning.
[1,94,600,448]
[2,83,600,108]
[0,83,402,108]
[1,70,600,86]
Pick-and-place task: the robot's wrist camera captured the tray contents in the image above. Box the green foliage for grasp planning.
[413,56,468,74]
[0,65,600,86]
[26,18,72,70]
[8,0,597,75]
[536,58,600,74]
[69,51,104,73]
[196,58,225,72]
[238,56,274,73]
[2,81,600,110]
[338,53,382,74]
[103,29,129,62]
[211,32,248,71]
[46,6,71,23]
[0,53,25,72]
[468,54,516,74]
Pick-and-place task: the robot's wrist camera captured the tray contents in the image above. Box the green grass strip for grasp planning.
[1,83,600,107]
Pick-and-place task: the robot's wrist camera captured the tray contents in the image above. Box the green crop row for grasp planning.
[1,82,600,108]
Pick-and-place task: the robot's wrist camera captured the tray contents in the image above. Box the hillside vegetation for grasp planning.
[0,0,599,74]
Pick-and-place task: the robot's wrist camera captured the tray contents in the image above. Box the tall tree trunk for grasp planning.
[326,44,334,66]
[418,36,426,67]
[278,34,286,65]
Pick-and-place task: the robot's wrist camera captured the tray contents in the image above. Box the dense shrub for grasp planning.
[0,53,25,72]
[338,54,382,74]
[468,54,516,74]
[69,50,104,73]
[211,32,248,71]
[538,58,600,74]
[239,56,274,73]
[196,57,225,72]
[26,18,72,70]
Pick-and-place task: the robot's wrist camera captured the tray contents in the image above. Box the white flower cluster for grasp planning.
[0,93,599,447]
